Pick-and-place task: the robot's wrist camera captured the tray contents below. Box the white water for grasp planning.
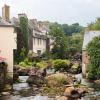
[13,76,30,91]
[12,76,52,100]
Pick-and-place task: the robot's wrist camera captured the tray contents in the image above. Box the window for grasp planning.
[43,40,46,45]
[40,39,41,45]
[38,39,39,45]
[34,38,35,45]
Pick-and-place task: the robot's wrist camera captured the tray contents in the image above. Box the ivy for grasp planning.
[87,36,100,79]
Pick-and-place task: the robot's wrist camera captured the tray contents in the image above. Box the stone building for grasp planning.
[0,5,16,76]
[0,18,16,75]
[11,14,51,56]
[82,30,100,77]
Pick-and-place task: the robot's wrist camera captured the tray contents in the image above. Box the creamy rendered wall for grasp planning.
[0,27,16,74]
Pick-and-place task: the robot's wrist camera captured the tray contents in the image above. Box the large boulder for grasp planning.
[77,87,88,96]
[64,87,75,97]
[26,75,46,86]
[57,96,68,100]
[64,87,80,99]
[28,67,46,77]
[18,68,30,76]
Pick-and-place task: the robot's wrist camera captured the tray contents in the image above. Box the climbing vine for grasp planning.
[87,36,100,79]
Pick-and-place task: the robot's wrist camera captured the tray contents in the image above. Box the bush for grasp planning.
[36,61,47,69]
[53,59,70,71]
[87,37,100,79]
[70,63,80,74]
[19,58,32,69]
[45,73,68,86]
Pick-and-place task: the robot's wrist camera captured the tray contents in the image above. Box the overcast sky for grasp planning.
[0,0,100,26]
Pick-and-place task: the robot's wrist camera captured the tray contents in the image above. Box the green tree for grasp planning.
[19,17,29,54]
[65,32,84,59]
[49,23,67,59]
[87,36,100,79]
[62,23,83,36]
[88,18,100,30]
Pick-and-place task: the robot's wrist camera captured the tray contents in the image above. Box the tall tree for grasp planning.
[19,17,29,54]
[49,23,67,59]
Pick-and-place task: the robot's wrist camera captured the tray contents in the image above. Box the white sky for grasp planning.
[0,0,100,26]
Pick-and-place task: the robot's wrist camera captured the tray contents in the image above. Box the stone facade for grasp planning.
[82,50,89,77]
[11,15,51,56]
[82,30,100,77]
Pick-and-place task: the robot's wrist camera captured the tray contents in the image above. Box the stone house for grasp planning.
[11,14,51,56]
[82,30,100,77]
[0,18,16,75]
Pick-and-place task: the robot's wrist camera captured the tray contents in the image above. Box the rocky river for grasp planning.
[0,74,100,100]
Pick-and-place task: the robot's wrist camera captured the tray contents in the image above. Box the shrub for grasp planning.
[19,58,32,69]
[45,73,68,86]
[53,59,70,71]
[71,63,79,69]
[36,61,47,69]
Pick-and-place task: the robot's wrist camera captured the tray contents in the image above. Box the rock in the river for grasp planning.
[95,79,100,84]
[77,87,87,96]
[26,75,46,86]
[64,87,75,96]
[57,96,68,100]
[1,92,10,96]
[18,68,30,76]
[64,87,80,99]
[29,67,47,77]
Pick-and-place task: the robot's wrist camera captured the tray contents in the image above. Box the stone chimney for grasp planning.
[2,5,10,22]
[18,13,27,19]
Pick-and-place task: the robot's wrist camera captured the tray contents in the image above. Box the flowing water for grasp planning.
[1,74,100,100]
[75,74,100,100]
[1,76,54,100]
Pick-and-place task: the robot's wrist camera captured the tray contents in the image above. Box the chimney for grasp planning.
[18,13,27,19]
[2,4,10,22]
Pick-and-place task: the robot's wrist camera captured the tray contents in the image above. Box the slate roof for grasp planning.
[82,31,100,50]
[0,18,13,27]
[11,17,19,27]
[28,19,42,32]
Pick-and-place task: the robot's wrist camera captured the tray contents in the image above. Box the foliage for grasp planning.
[36,61,47,69]
[45,73,68,86]
[53,59,70,71]
[66,32,84,59]
[14,48,27,64]
[19,17,29,54]
[62,23,83,36]
[19,58,32,69]
[49,23,67,59]
[14,17,29,64]
[87,36,100,79]
[88,18,100,30]
[42,51,53,59]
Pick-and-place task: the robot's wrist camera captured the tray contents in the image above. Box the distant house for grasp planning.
[82,30,100,77]
[11,14,51,56]
[0,18,16,75]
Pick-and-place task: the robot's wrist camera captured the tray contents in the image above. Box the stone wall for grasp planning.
[82,50,89,77]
